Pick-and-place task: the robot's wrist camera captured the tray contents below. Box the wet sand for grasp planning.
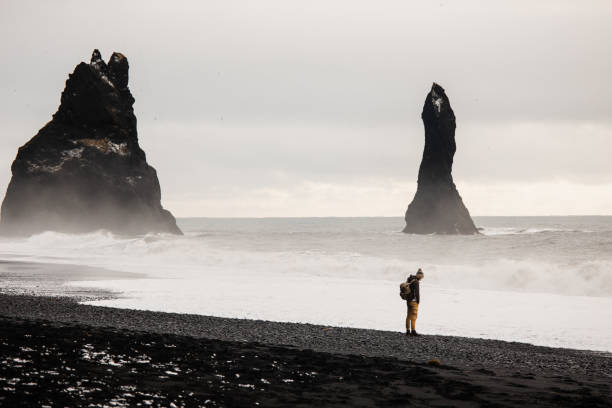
[0,294,610,407]
[0,260,143,300]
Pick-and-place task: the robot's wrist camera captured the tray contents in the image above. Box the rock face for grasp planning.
[0,50,182,236]
[403,83,477,235]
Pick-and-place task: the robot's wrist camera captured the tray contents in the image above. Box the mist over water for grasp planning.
[1,216,612,351]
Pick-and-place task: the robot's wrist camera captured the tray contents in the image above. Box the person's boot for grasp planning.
[405,330,411,336]
[411,330,419,336]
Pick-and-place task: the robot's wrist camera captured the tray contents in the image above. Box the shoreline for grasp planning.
[2,228,612,354]
[0,260,143,301]
[1,294,610,374]
[0,294,611,407]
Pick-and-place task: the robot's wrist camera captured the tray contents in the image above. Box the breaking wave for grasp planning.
[479,227,590,236]
[1,220,611,298]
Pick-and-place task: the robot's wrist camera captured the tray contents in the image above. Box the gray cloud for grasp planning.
[1,0,611,216]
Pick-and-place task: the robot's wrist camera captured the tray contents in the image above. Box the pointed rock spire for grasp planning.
[89,48,107,72]
[403,83,477,234]
[108,52,129,90]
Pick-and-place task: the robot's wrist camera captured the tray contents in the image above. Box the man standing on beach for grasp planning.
[406,269,424,336]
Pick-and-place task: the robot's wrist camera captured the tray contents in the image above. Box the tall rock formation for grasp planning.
[0,50,182,236]
[403,83,477,234]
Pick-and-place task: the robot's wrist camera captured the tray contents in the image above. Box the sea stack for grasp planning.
[403,83,477,234]
[0,50,182,236]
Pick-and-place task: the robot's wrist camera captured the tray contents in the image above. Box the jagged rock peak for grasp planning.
[85,49,129,90]
[90,49,104,65]
[108,52,129,89]
[427,82,448,116]
[89,49,110,81]
[0,50,182,236]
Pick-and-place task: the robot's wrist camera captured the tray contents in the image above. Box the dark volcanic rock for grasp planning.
[404,83,477,234]
[0,50,182,236]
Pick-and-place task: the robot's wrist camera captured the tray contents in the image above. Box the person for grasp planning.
[406,268,424,336]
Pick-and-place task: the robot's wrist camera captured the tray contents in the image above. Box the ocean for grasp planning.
[1,216,611,352]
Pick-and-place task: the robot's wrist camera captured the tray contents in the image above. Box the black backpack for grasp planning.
[399,278,415,300]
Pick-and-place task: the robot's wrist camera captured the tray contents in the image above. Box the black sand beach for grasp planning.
[1,294,611,407]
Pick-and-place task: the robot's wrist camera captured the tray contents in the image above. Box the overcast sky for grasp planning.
[1,0,611,216]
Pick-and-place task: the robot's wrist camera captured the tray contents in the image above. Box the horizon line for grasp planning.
[174,214,612,219]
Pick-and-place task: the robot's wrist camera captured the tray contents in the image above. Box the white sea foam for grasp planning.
[1,216,611,351]
[479,226,589,236]
[3,226,610,297]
